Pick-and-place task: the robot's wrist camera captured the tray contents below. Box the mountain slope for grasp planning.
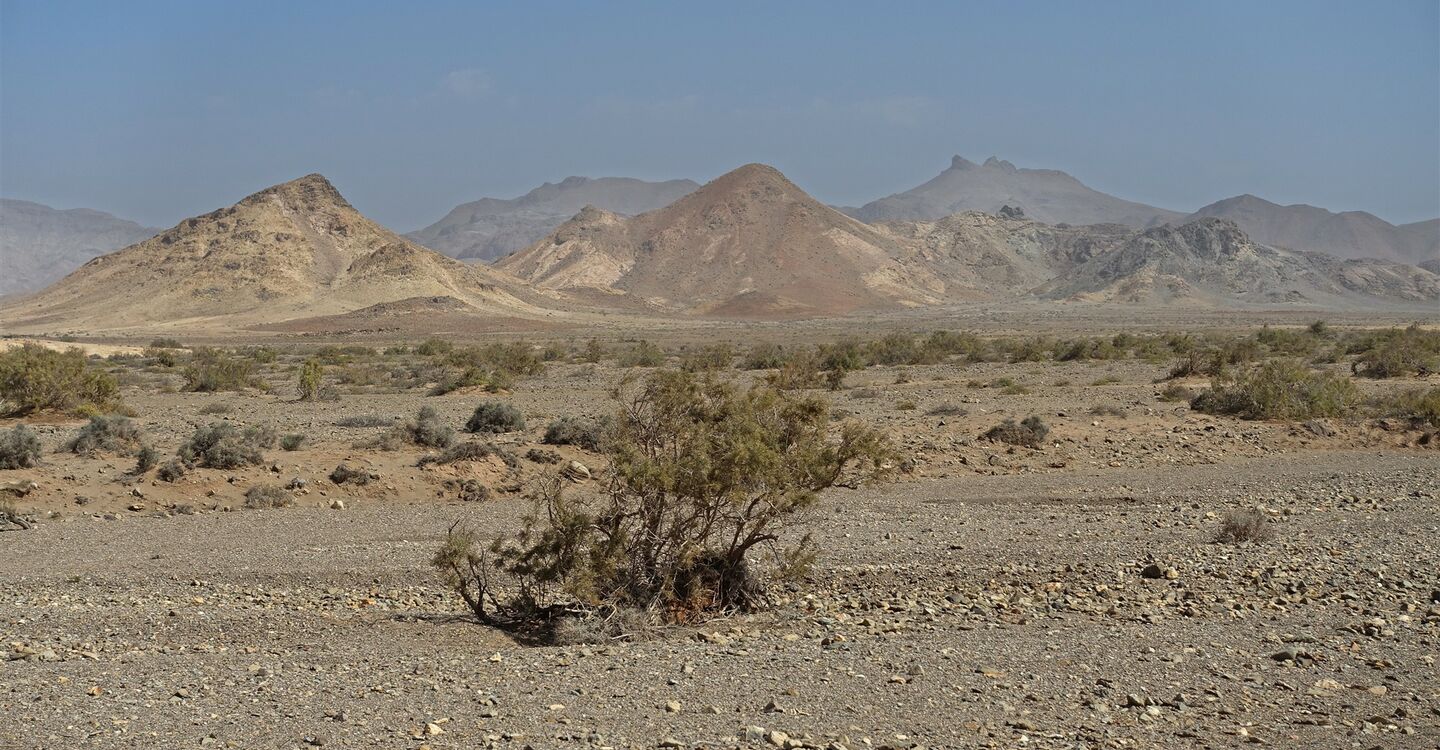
[850,156,1185,228]
[1038,218,1440,306]
[0,199,158,297]
[0,175,539,332]
[497,164,941,317]
[1187,194,1440,264]
[407,176,699,262]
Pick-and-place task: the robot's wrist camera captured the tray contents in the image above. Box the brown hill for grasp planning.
[497,164,940,317]
[1038,218,1440,307]
[0,175,541,332]
[1187,194,1439,264]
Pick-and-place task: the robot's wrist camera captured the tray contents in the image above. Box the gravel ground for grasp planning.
[4,449,1438,749]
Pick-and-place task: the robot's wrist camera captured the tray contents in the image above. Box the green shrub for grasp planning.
[0,344,120,416]
[542,416,613,451]
[280,434,305,451]
[617,340,665,368]
[156,458,187,482]
[149,338,183,350]
[742,342,789,370]
[1376,387,1440,428]
[465,401,525,434]
[178,422,276,469]
[244,484,294,509]
[0,424,42,469]
[134,445,159,474]
[680,343,735,372]
[1191,360,1358,421]
[983,416,1050,448]
[66,415,144,456]
[394,406,456,448]
[417,440,517,468]
[433,369,892,631]
[416,338,454,356]
[1350,325,1440,378]
[182,348,259,392]
[296,359,324,401]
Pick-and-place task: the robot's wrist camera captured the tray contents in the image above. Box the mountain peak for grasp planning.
[241,173,350,212]
[949,155,977,170]
[982,156,1017,171]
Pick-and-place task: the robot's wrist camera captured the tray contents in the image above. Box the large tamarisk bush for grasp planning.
[433,369,891,636]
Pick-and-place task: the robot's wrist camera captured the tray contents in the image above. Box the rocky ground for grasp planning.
[2,344,1439,749]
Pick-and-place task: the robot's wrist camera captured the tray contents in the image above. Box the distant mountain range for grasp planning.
[406,176,699,262]
[1186,194,1437,264]
[0,199,157,297]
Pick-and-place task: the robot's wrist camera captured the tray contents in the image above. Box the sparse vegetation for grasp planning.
[433,369,891,633]
[66,414,144,456]
[178,422,276,469]
[983,415,1050,448]
[418,441,518,468]
[542,415,612,451]
[182,348,260,392]
[465,401,526,434]
[335,414,394,428]
[156,458,187,482]
[1213,509,1273,544]
[1376,386,1440,428]
[925,402,968,417]
[133,445,159,474]
[198,402,233,415]
[393,405,456,448]
[0,424,42,469]
[329,463,370,485]
[617,340,665,368]
[296,359,324,401]
[244,483,294,509]
[0,344,120,416]
[280,433,305,451]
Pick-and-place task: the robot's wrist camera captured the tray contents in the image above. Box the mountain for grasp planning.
[849,156,1186,228]
[1037,218,1440,306]
[0,175,540,332]
[407,176,699,262]
[497,164,941,317]
[0,199,158,297]
[1187,194,1440,264]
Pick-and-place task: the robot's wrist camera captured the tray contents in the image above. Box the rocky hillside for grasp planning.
[0,199,157,297]
[407,176,699,262]
[498,164,941,317]
[1187,194,1439,264]
[0,175,539,332]
[849,156,1185,228]
[1038,218,1440,306]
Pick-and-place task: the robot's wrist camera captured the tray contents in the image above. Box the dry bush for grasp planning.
[0,424,42,469]
[417,441,517,468]
[0,499,30,531]
[182,348,260,392]
[1191,359,1358,421]
[926,402,968,417]
[617,340,666,368]
[982,415,1050,448]
[0,344,119,416]
[198,402,233,415]
[296,359,324,401]
[1214,509,1273,544]
[244,484,294,509]
[1375,386,1440,429]
[1158,383,1194,402]
[335,414,394,428]
[385,405,456,448]
[1349,325,1440,379]
[133,445,159,474]
[466,401,525,434]
[280,434,305,451]
[1088,404,1126,418]
[66,414,144,456]
[542,415,612,451]
[433,369,892,635]
[525,447,563,464]
[329,463,370,485]
[178,422,276,469]
[156,458,187,482]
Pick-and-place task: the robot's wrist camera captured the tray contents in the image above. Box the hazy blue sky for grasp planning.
[2,0,1437,230]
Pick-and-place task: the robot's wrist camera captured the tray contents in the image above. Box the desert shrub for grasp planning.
[178,422,276,469]
[329,463,370,485]
[680,343,735,372]
[134,445,159,474]
[0,424,42,469]
[466,401,525,434]
[244,484,294,509]
[156,458,187,482]
[1191,360,1358,421]
[983,415,1050,448]
[543,415,613,451]
[418,441,518,468]
[765,351,826,390]
[66,414,144,456]
[926,402,968,417]
[182,348,259,392]
[143,347,180,367]
[1000,383,1030,395]
[1350,325,1440,379]
[432,369,892,632]
[525,447,563,464]
[416,338,455,357]
[1089,404,1126,418]
[742,342,789,370]
[280,433,305,451]
[198,402,233,415]
[1213,509,1273,544]
[1376,386,1440,428]
[296,359,324,401]
[617,340,665,368]
[391,405,456,448]
[580,338,606,364]
[335,414,394,428]
[0,499,29,531]
[848,386,881,399]
[818,338,868,372]
[895,399,917,411]
[0,344,120,416]
[149,338,183,350]
[1158,383,1194,402]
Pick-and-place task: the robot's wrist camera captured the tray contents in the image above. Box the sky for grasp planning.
[1,0,1437,231]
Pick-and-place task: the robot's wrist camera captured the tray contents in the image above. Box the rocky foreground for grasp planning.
[3,451,1438,749]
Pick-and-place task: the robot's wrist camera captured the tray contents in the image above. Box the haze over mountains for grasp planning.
[406,176,699,262]
[1186,194,1439,264]
[0,199,157,297]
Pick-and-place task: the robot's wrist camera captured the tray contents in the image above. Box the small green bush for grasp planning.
[1191,360,1358,421]
[983,416,1050,448]
[134,445,159,474]
[66,414,144,456]
[178,422,276,469]
[280,434,305,451]
[182,348,259,392]
[542,415,612,451]
[396,405,455,448]
[617,340,665,368]
[1377,386,1440,428]
[0,344,119,416]
[0,424,42,469]
[296,359,324,401]
[465,401,525,434]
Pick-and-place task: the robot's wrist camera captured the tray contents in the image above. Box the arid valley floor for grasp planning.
[2,312,1438,750]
